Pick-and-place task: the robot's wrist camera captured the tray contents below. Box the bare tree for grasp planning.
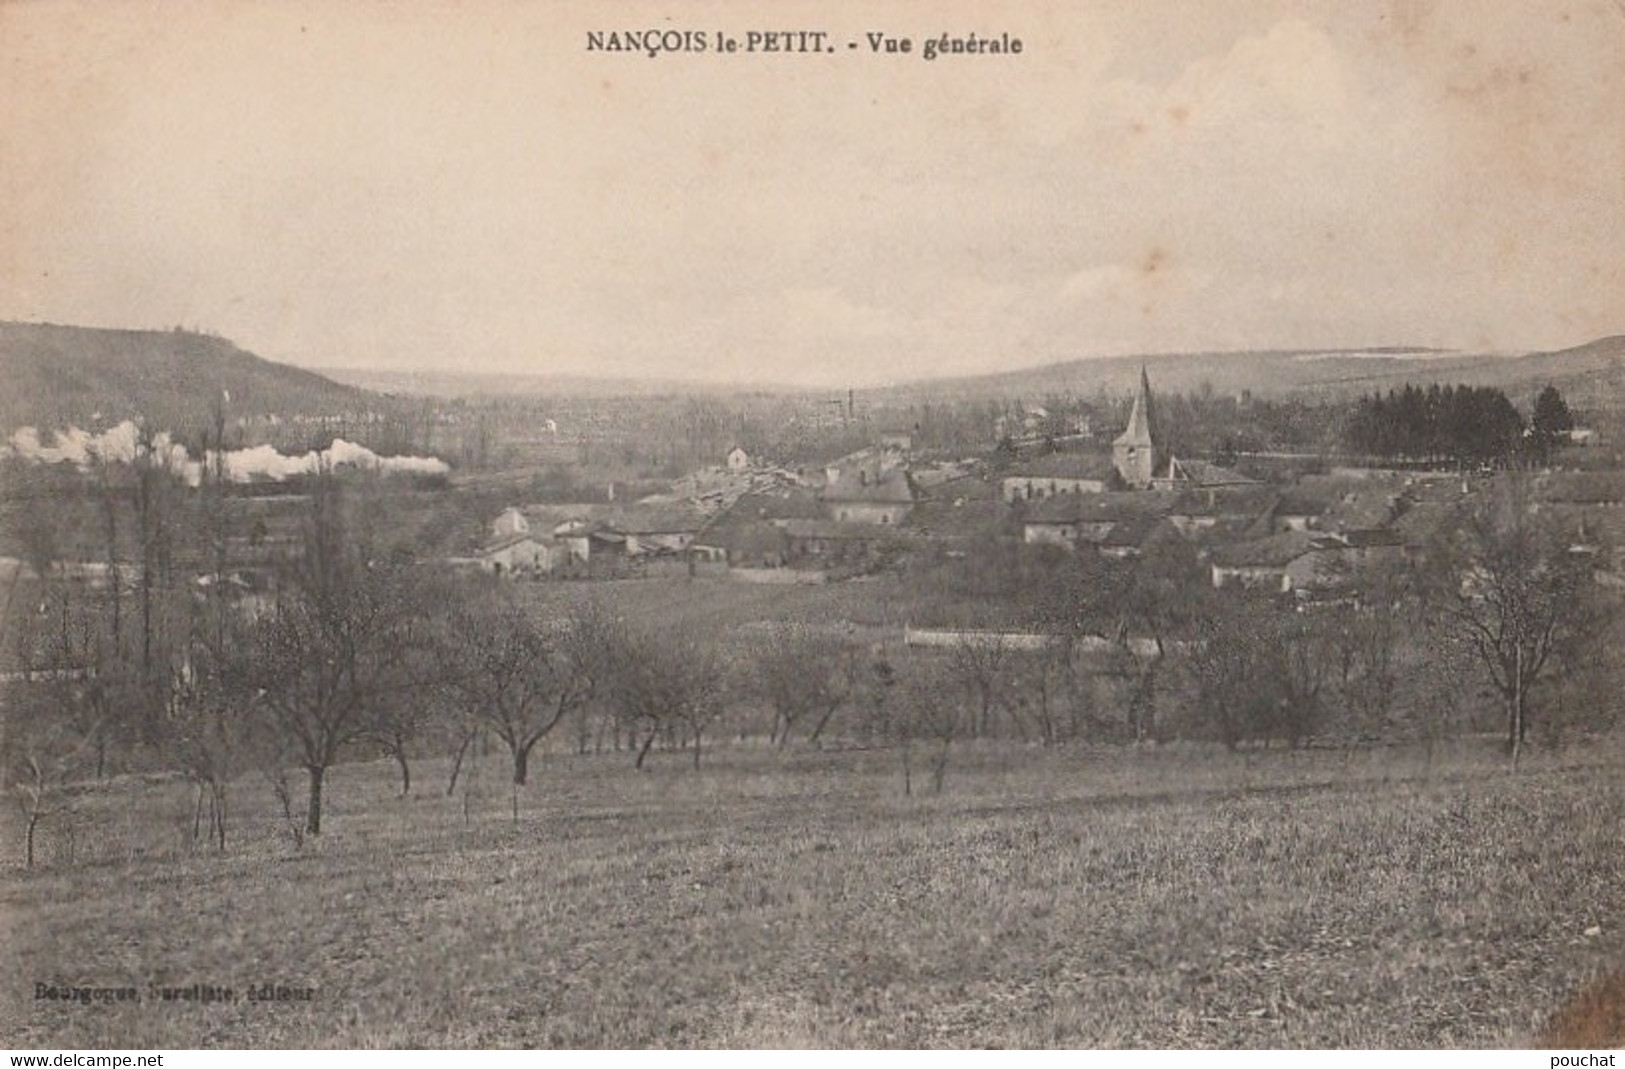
[232,473,416,835]
[903,664,964,794]
[945,634,1010,740]
[1182,594,1281,749]
[754,624,856,746]
[9,714,89,869]
[1422,478,1606,767]
[1043,535,1208,743]
[436,590,599,789]
[604,624,726,770]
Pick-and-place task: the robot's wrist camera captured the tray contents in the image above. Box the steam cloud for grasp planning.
[8,420,450,485]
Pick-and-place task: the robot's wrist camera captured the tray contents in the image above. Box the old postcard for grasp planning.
[1,0,1622,1052]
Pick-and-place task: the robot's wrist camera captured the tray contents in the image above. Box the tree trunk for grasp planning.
[446,728,474,796]
[932,738,951,794]
[212,784,227,853]
[192,782,206,842]
[1509,645,1526,770]
[305,765,325,836]
[809,703,841,745]
[395,747,411,796]
[692,726,703,769]
[512,742,530,786]
[634,725,658,770]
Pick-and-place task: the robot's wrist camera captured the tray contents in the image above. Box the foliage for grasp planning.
[1530,384,1576,461]
[1343,384,1525,466]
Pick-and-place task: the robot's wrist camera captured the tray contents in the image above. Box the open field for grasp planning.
[2,738,1622,1049]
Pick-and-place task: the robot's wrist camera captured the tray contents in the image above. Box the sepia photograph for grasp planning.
[1,0,1622,1051]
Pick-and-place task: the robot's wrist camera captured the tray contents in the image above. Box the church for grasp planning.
[1113,367,1256,492]
[1113,367,1159,489]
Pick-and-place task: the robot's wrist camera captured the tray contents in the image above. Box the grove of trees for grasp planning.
[2,449,1619,867]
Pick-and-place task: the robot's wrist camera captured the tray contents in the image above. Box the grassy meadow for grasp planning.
[2,736,1622,1048]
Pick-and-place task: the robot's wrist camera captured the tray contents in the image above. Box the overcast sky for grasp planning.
[2,0,1622,387]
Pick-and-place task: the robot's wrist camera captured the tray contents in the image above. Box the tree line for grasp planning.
[3,454,1618,866]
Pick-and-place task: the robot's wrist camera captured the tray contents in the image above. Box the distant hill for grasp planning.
[866,339,1625,412]
[0,321,381,434]
[315,367,800,399]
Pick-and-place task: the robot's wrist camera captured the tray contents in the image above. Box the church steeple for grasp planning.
[1113,366,1160,489]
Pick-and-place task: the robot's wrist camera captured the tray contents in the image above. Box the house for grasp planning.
[782,519,904,565]
[1092,513,1175,560]
[724,490,828,527]
[1209,531,1319,592]
[1020,491,1175,548]
[1537,471,1625,508]
[1209,530,1407,594]
[691,517,789,569]
[1166,486,1277,538]
[468,533,559,578]
[599,504,707,556]
[491,506,531,539]
[821,465,916,525]
[1273,475,1404,534]
[1001,452,1117,502]
[726,445,750,472]
[908,476,1004,546]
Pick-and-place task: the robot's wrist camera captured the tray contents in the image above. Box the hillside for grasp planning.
[863,337,1625,412]
[0,321,381,434]
[314,366,802,399]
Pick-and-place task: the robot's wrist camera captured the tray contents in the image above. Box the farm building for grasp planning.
[821,466,916,525]
[1001,451,1117,502]
[466,533,560,577]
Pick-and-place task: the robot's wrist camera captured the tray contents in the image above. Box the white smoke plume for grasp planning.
[8,421,449,486]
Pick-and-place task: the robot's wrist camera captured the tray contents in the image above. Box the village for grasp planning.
[450,369,1623,605]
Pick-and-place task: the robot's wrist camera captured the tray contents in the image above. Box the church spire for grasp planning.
[1121,365,1156,446]
[1112,366,1160,489]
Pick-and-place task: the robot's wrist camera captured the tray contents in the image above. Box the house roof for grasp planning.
[517,503,611,532]
[783,519,907,541]
[1210,530,1320,569]
[599,503,707,535]
[1161,458,1258,488]
[1067,512,1172,550]
[909,496,1006,540]
[822,466,915,505]
[694,518,787,556]
[1005,451,1116,481]
[724,490,827,523]
[1023,489,1175,525]
[1537,472,1625,506]
[1340,528,1406,549]
[477,532,551,557]
[1168,485,1278,519]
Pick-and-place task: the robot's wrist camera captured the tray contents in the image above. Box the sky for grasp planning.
[2,0,1622,388]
